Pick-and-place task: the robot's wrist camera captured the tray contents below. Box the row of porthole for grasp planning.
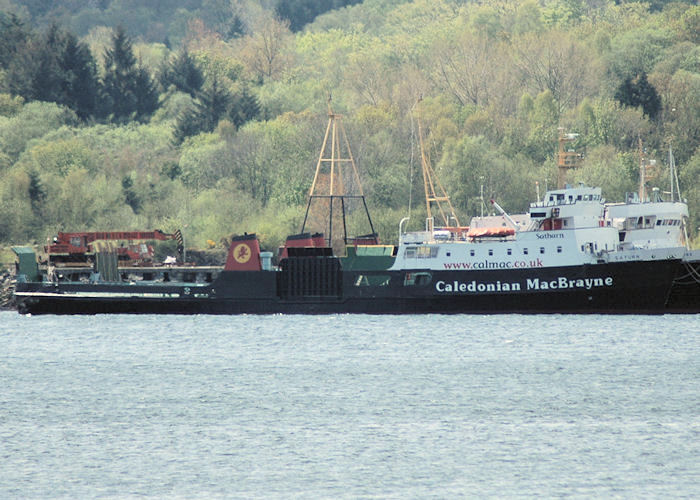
[468,246,564,257]
[409,245,567,259]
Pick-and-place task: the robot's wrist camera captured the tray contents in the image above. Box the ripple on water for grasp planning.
[0,312,698,497]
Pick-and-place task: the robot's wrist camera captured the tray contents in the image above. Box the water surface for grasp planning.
[1,312,698,498]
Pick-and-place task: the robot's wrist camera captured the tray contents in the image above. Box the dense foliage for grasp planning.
[1,0,699,255]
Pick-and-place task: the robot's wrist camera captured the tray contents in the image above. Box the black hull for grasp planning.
[15,259,695,315]
[667,259,700,313]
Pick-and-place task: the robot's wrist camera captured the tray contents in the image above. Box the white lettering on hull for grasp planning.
[526,276,613,290]
[435,276,613,294]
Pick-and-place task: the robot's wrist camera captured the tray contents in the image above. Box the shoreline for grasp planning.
[1,269,16,311]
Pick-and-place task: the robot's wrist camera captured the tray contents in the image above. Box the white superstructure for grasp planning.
[390,185,688,272]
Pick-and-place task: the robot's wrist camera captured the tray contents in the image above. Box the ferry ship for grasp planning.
[11,108,700,315]
[12,181,698,315]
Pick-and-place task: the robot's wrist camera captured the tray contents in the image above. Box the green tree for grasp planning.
[134,64,159,119]
[173,77,259,143]
[439,134,538,217]
[0,13,30,70]
[606,28,672,82]
[5,24,100,120]
[275,0,363,32]
[27,170,46,216]
[158,48,204,97]
[0,101,78,161]
[102,26,159,122]
[523,90,560,163]
[512,30,593,113]
[573,145,636,203]
[26,23,64,104]
[228,84,260,128]
[660,70,700,165]
[121,174,141,214]
[173,76,230,143]
[614,72,661,120]
[59,31,100,120]
[0,93,24,117]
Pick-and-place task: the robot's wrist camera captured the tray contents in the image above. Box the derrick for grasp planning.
[301,99,377,249]
[415,100,460,229]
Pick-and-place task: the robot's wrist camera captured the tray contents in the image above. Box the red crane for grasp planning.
[45,230,183,265]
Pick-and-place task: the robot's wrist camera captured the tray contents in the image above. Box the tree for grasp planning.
[0,101,78,161]
[158,48,204,97]
[275,0,363,32]
[662,70,700,165]
[59,32,100,120]
[27,170,46,216]
[0,13,30,70]
[5,24,101,120]
[173,76,231,143]
[134,65,159,120]
[511,30,594,113]
[679,150,700,240]
[614,72,661,120]
[173,77,259,143]
[606,27,672,83]
[240,15,292,82]
[228,84,260,128]
[523,90,560,163]
[102,26,159,122]
[431,30,498,107]
[101,26,137,120]
[7,25,62,104]
[573,145,636,203]
[121,174,141,214]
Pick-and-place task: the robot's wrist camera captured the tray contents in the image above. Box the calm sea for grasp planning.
[0,312,698,498]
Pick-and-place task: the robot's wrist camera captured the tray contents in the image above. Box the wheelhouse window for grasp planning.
[404,246,438,258]
[417,246,438,258]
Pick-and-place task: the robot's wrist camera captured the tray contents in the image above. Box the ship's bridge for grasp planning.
[528,186,604,230]
[606,199,689,250]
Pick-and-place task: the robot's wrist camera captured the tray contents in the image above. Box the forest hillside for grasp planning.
[1,0,699,256]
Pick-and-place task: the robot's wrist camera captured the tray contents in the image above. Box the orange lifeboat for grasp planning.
[467,227,515,238]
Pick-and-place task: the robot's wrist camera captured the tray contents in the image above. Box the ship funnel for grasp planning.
[224,234,262,271]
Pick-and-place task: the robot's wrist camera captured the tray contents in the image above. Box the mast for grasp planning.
[639,138,646,202]
[668,143,682,204]
[637,138,658,202]
[416,100,460,228]
[669,144,674,202]
[668,143,689,248]
[301,98,377,248]
[556,129,583,189]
